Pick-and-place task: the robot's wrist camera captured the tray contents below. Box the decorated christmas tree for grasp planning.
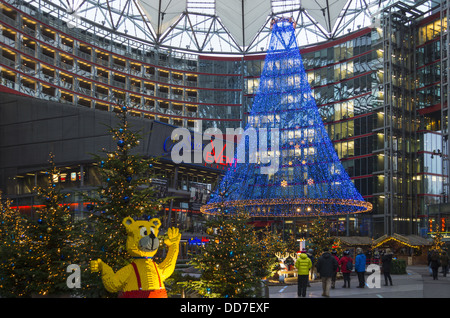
[187,213,280,297]
[431,223,446,253]
[202,19,371,218]
[26,154,83,296]
[187,190,283,298]
[83,105,168,296]
[0,192,33,297]
[308,216,334,257]
[331,237,344,256]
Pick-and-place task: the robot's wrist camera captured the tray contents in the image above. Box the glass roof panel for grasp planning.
[15,0,442,54]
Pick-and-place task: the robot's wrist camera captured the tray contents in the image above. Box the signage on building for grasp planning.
[188,237,210,246]
[158,122,236,171]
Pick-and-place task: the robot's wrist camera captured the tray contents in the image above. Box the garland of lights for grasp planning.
[372,237,422,250]
[201,198,372,217]
[203,20,372,217]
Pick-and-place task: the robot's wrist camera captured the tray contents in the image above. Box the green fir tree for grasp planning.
[431,223,446,253]
[0,192,34,297]
[82,105,168,297]
[26,154,84,296]
[308,216,334,258]
[186,188,283,298]
[188,212,261,297]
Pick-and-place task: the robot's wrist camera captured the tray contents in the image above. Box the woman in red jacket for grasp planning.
[339,250,353,288]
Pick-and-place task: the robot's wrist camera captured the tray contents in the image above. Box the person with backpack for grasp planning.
[339,250,353,288]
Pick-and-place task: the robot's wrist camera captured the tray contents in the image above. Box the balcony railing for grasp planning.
[38,53,55,64]
[0,55,16,68]
[0,11,18,28]
[95,91,109,101]
[111,79,126,89]
[41,33,56,44]
[0,34,15,46]
[96,58,109,67]
[96,76,109,84]
[59,61,74,71]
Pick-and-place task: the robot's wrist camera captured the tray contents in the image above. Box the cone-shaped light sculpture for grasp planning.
[201,19,372,217]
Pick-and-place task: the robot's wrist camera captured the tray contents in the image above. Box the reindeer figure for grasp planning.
[290,252,299,263]
[275,252,290,264]
[275,252,290,280]
[289,252,300,277]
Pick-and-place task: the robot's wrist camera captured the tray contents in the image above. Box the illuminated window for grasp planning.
[307,71,315,85]
[246,78,260,94]
[419,19,447,45]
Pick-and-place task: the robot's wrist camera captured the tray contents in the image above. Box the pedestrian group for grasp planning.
[294,247,394,297]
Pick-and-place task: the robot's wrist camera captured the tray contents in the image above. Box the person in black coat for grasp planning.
[316,248,338,297]
[381,248,393,286]
[429,250,441,280]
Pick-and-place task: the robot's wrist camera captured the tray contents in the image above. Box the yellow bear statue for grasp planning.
[90,217,181,298]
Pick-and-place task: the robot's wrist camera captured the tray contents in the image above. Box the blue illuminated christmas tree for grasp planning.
[201,19,372,217]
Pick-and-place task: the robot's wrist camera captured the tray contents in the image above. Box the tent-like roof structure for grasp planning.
[22,0,441,54]
[138,0,356,47]
[335,236,374,246]
[373,233,432,249]
[334,234,432,249]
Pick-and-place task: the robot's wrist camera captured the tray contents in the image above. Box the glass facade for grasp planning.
[0,0,242,130]
[2,0,450,238]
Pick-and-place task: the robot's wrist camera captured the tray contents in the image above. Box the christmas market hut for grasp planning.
[372,233,432,265]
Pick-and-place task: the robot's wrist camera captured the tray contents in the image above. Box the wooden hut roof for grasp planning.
[335,236,373,246]
[373,233,432,248]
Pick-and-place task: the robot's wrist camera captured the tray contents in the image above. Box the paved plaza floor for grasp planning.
[269,265,450,298]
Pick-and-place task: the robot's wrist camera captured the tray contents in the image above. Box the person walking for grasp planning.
[440,250,449,277]
[429,250,441,280]
[339,250,353,288]
[306,249,315,287]
[381,248,393,286]
[331,250,340,289]
[355,247,366,288]
[295,251,312,297]
[427,250,433,276]
[316,247,338,297]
